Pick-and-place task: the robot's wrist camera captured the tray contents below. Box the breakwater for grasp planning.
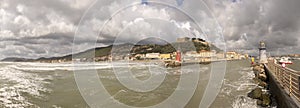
[248,63,272,107]
[265,59,300,108]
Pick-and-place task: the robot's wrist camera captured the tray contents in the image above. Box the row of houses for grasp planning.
[52,50,248,63]
[132,50,248,61]
[134,53,173,60]
[45,50,248,63]
[225,51,249,60]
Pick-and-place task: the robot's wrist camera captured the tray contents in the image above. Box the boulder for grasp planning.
[260,93,271,107]
[253,66,261,72]
[260,64,264,67]
[248,88,262,99]
[253,77,260,83]
[174,62,181,66]
[258,73,267,81]
[165,61,181,68]
[164,61,170,67]
[258,81,268,88]
[259,68,265,73]
[257,100,263,106]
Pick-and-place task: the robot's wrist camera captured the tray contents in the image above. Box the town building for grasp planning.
[185,51,200,57]
[159,54,172,60]
[226,51,243,60]
[199,50,217,58]
[145,53,160,59]
[216,53,225,59]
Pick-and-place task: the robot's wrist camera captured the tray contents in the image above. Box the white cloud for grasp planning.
[1,0,300,59]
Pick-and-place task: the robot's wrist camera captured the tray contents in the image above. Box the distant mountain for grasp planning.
[1,57,33,62]
[1,40,220,62]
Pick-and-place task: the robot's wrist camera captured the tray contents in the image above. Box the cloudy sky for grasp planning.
[1,0,300,59]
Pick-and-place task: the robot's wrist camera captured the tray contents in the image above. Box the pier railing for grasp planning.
[267,59,300,102]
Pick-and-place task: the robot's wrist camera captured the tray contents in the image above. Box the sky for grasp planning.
[1,0,300,59]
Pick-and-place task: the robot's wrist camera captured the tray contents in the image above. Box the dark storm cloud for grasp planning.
[3,0,85,23]
[1,0,300,59]
[205,0,300,54]
[5,33,75,46]
[0,33,77,59]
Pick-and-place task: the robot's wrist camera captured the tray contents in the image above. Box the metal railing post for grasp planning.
[289,73,292,96]
[282,68,285,88]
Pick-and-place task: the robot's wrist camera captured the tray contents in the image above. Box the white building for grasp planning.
[145,53,160,59]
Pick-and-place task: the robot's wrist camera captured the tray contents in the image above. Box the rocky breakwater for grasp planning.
[248,63,272,107]
[164,60,181,68]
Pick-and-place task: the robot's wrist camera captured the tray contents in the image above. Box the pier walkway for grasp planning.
[265,59,300,107]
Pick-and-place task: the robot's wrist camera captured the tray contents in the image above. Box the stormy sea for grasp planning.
[0,60,271,108]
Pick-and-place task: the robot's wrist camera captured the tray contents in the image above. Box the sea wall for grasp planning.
[248,64,271,107]
[264,64,300,108]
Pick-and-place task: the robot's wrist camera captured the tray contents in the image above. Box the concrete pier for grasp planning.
[264,60,300,108]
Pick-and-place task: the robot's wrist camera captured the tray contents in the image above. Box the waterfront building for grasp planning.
[145,53,160,59]
[226,51,240,60]
[199,50,216,58]
[159,54,171,60]
[239,54,249,59]
[185,51,200,57]
[216,53,225,59]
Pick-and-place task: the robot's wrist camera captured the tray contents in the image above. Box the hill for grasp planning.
[1,41,220,62]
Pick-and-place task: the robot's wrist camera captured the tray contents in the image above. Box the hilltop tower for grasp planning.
[259,41,268,63]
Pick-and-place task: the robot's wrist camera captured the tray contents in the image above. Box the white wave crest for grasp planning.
[0,64,52,108]
[232,95,257,108]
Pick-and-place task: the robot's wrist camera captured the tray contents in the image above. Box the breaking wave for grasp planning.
[7,62,165,71]
[219,67,259,108]
[232,95,257,108]
[0,63,53,108]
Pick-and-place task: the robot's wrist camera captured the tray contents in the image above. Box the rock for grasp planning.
[260,93,271,107]
[253,77,260,83]
[260,71,266,75]
[259,64,264,68]
[258,81,268,88]
[164,61,181,68]
[253,66,261,72]
[248,88,262,99]
[165,63,169,68]
[258,73,267,81]
[259,68,265,73]
[257,100,263,105]
[174,62,181,66]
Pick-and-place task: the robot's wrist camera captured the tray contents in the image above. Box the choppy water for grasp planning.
[0,60,261,108]
[288,60,300,71]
